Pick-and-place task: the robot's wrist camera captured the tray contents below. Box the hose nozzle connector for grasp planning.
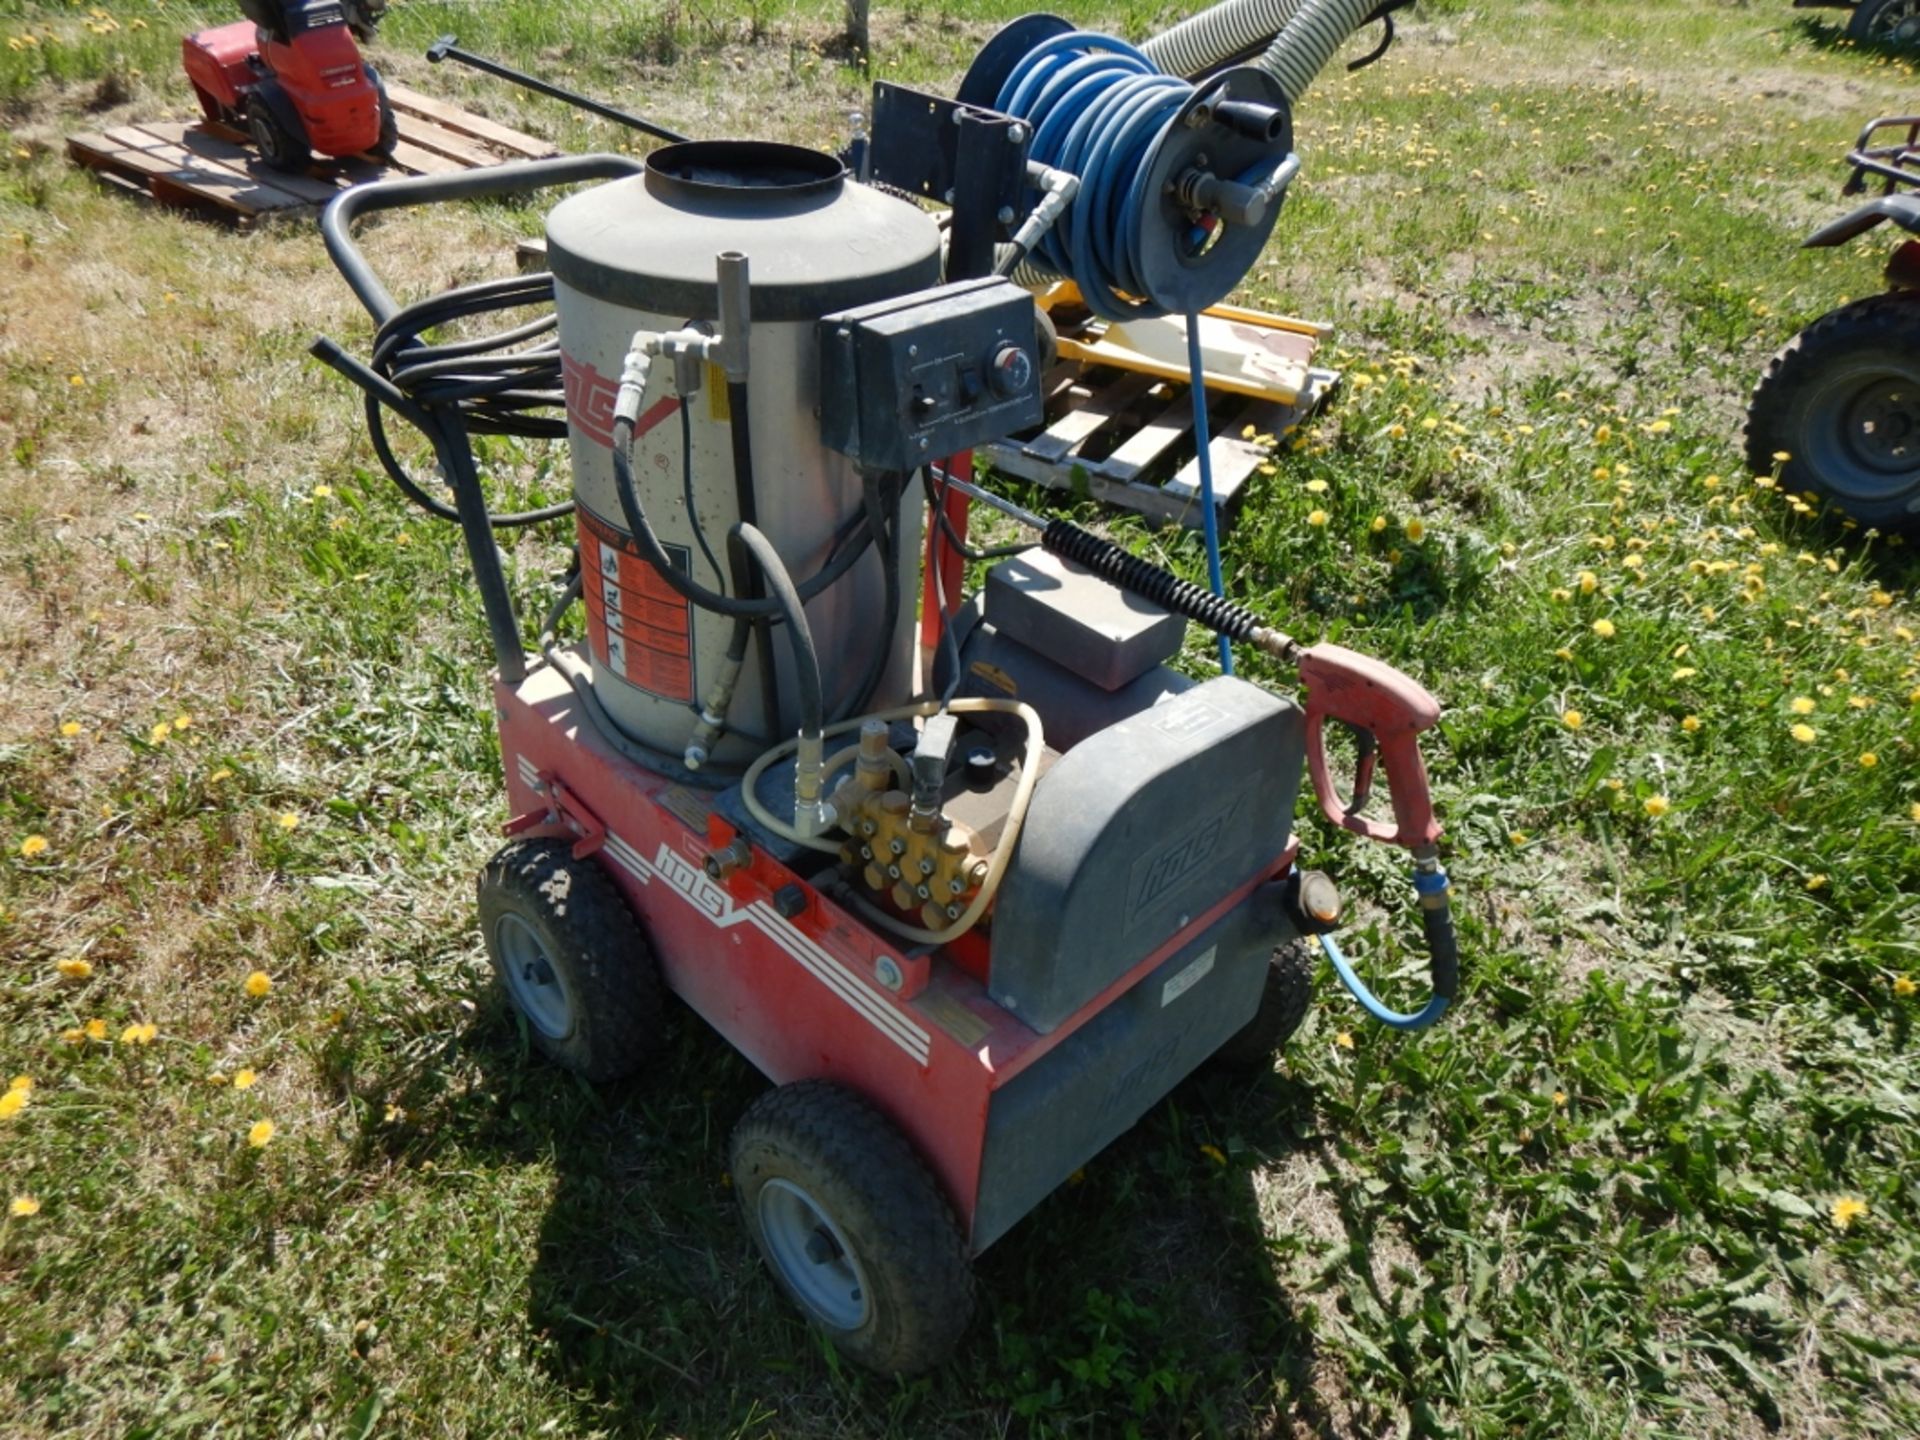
[855,718,894,793]
[683,653,746,771]
[909,713,959,834]
[793,730,836,838]
[614,332,659,427]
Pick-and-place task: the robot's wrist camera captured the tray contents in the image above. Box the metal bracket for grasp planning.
[866,82,1031,281]
[504,768,610,860]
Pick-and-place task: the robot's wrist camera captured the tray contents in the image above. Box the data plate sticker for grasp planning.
[1161,945,1217,1007]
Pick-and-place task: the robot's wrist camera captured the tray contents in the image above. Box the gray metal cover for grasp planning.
[988,677,1304,1032]
[545,159,941,323]
[983,547,1187,692]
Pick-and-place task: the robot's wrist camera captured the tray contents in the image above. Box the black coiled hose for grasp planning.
[1041,518,1262,642]
[363,271,575,529]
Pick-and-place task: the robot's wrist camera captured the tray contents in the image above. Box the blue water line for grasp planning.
[1185,312,1234,675]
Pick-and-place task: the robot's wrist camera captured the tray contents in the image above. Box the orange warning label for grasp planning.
[578,508,695,704]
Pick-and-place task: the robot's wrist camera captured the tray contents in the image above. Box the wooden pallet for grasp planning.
[981,359,1340,529]
[66,84,557,223]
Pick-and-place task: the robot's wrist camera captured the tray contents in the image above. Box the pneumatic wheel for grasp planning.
[366,65,399,157]
[1211,938,1315,1072]
[1745,294,1920,532]
[1849,0,1920,47]
[476,838,662,1082]
[246,88,311,173]
[730,1081,975,1374]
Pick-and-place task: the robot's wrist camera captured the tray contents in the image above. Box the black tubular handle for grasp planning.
[319,153,646,326]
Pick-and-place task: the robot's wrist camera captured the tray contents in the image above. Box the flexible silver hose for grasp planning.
[1255,0,1381,101]
[1139,0,1308,79]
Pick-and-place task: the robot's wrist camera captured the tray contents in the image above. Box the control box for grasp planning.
[818,277,1044,471]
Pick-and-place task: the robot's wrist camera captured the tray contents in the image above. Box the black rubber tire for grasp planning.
[246,88,311,173]
[366,65,399,157]
[1744,293,1920,532]
[730,1081,974,1375]
[1211,939,1315,1072]
[1849,0,1920,47]
[476,838,663,1082]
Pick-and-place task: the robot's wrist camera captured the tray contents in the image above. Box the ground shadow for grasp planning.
[341,977,1387,1438]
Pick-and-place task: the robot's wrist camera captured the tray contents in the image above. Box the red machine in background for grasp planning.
[182,0,396,172]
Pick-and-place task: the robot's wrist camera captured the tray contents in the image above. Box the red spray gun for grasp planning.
[930,470,1458,1028]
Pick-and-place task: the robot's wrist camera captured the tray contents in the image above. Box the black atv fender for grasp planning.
[1803,192,1920,248]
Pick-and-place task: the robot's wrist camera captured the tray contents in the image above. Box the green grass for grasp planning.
[4,1,1920,1436]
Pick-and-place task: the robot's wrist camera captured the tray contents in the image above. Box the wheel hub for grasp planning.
[1842,378,1919,474]
[493,912,573,1039]
[757,1178,870,1331]
[1870,1,1920,41]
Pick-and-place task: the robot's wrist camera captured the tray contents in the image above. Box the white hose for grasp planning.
[741,697,1045,947]
[1256,0,1381,101]
[1140,0,1308,78]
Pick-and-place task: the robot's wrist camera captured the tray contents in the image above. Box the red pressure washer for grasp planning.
[182,1,396,171]
[309,2,1456,1374]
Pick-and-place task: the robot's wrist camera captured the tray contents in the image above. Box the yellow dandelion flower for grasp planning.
[312,484,333,499]
[208,767,233,784]
[1562,710,1583,730]
[1592,619,1616,638]
[1594,424,1613,444]
[1859,752,1878,769]
[1370,515,1387,533]
[1307,509,1328,527]
[1305,478,1329,494]
[1334,1031,1355,1050]
[1552,1090,1568,1107]
[1772,451,1791,464]
[8,1076,28,1094]
[83,1018,107,1042]
[9,1196,40,1217]
[1577,570,1598,594]
[1702,474,1721,490]
[207,1071,229,1087]
[0,1090,26,1121]
[1551,587,1572,602]
[1644,419,1672,435]
[55,958,92,979]
[1830,1196,1868,1230]
[1554,647,1574,662]
[1790,696,1816,715]
[1405,518,1426,542]
[233,1068,257,1090]
[19,835,49,858]
[1681,715,1701,733]
[1791,723,1816,744]
[1805,874,1828,892]
[1912,802,1920,823]
[172,714,192,732]
[120,1022,157,1045]
[1643,795,1670,818]
[59,721,83,738]
[1894,975,1917,998]
[275,812,300,831]
[149,721,171,745]
[247,1119,276,1149]
[59,1027,85,1046]
[243,971,272,998]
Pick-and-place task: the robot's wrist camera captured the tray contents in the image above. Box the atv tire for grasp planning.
[1744,292,1920,532]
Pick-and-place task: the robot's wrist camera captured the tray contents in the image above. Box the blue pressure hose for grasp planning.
[997,33,1190,322]
[1185,312,1235,675]
[1318,862,1457,1030]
